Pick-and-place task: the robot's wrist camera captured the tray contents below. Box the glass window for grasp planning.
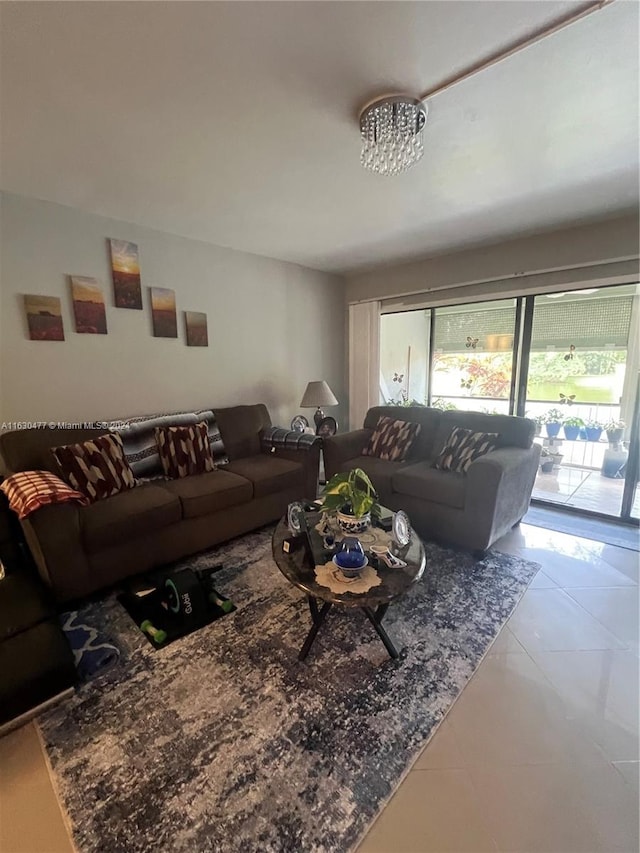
[431,299,517,415]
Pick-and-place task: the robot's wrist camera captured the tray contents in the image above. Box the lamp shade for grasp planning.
[300,381,338,408]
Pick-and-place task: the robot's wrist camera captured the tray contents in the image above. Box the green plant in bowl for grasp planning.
[322,468,381,519]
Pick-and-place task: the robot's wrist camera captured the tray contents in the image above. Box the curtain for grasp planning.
[348,301,380,430]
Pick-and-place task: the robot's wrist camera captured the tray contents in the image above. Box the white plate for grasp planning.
[392,510,411,547]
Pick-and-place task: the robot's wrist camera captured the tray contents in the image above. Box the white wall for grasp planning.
[346,213,640,305]
[0,193,346,427]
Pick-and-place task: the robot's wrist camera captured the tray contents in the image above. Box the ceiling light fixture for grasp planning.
[358,0,615,176]
[360,95,427,176]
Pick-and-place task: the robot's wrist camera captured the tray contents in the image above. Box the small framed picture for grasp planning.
[291,415,309,433]
[317,416,338,438]
[185,311,208,347]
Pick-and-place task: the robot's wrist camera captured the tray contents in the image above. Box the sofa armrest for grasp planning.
[260,427,321,499]
[20,503,92,603]
[260,426,320,454]
[323,429,372,479]
[466,445,541,546]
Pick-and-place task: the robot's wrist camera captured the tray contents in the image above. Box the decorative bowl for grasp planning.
[332,553,368,579]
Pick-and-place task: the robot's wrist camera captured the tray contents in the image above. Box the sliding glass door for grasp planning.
[379,282,640,523]
[379,310,430,406]
[431,299,518,415]
[525,285,637,517]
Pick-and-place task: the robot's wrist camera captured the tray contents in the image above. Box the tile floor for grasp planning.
[533,464,640,517]
[0,524,638,853]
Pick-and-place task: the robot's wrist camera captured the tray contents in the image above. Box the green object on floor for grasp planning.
[208,591,234,613]
[140,619,167,644]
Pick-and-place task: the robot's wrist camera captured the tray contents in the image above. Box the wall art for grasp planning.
[70,276,107,334]
[151,287,178,338]
[24,294,65,341]
[185,311,208,347]
[109,239,142,309]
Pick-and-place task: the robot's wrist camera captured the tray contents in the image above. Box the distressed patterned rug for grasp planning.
[38,528,539,853]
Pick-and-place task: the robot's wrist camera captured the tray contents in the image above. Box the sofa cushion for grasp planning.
[433,427,499,473]
[81,484,181,553]
[160,470,252,519]
[362,416,421,462]
[155,422,215,479]
[0,574,55,642]
[225,455,304,499]
[340,456,408,501]
[431,410,534,455]
[363,406,442,460]
[392,463,466,509]
[213,405,272,461]
[53,433,135,503]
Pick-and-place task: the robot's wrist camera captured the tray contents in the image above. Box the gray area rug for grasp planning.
[38,528,539,853]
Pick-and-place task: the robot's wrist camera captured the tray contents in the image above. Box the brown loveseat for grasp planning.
[0,405,320,603]
[323,406,540,553]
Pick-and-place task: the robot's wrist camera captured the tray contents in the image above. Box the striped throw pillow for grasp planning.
[52,433,136,502]
[434,427,499,473]
[362,416,421,462]
[0,470,89,519]
[155,421,215,479]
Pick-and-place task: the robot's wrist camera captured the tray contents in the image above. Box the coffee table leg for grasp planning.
[375,603,390,623]
[362,606,399,659]
[299,600,332,661]
[308,596,319,623]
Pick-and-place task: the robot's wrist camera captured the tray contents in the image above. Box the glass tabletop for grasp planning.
[271,511,426,608]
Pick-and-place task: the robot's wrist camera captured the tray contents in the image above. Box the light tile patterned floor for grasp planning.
[533,464,640,517]
[1,525,638,853]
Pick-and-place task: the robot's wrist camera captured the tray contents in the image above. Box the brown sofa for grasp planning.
[323,406,540,553]
[0,404,320,603]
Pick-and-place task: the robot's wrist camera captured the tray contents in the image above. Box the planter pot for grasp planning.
[336,510,371,535]
[551,454,563,467]
[563,426,580,441]
[540,460,554,473]
[585,427,602,442]
[545,422,561,438]
[534,423,542,437]
[606,429,624,445]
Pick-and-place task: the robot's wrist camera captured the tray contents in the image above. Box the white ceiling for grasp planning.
[1,1,638,273]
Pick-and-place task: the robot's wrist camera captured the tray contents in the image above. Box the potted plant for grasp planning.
[539,447,555,473]
[321,467,381,534]
[605,418,625,445]
[527,412,544,436]
[563,415,584,441]
[543,408,564,438]
[585,419,603,442]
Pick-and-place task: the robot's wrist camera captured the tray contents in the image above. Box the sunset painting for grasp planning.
[109,239,142,309]
[24,295,65,341]
[151,287,178,338]
[70,276,107,334]
[185,311,208,347]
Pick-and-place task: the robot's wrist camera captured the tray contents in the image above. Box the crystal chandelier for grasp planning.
[359,95,428,176]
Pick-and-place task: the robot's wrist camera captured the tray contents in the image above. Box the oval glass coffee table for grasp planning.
[272,513,426,661]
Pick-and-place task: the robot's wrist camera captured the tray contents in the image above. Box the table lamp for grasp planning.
[300,380,338,429]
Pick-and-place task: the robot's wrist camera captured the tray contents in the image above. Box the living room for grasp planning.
[0,2,638,852]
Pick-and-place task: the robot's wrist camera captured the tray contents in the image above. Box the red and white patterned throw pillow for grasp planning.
[0,470,89,519]
[362,416,421,462]
[155,421,215,479]
[52,433,136,502]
